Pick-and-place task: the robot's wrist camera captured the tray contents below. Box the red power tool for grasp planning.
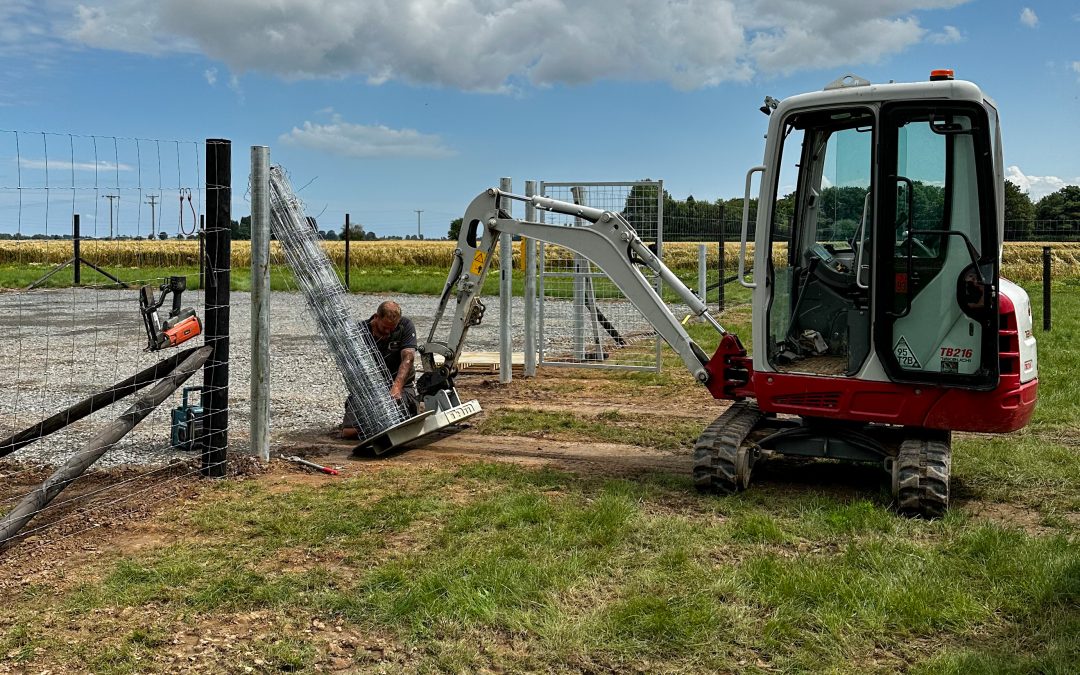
[139,276,202,351]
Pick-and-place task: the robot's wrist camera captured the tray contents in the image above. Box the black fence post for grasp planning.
[72,214,81,286]
[718,227,726,313]
[1042,246,1051,332]
[344,213,351,291]
[201,138,231,478]
[198,215,205,289]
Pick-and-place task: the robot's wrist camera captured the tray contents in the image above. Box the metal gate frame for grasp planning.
[536,180,664,372]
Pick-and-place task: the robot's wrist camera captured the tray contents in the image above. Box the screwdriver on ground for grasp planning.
[284,455,339,475]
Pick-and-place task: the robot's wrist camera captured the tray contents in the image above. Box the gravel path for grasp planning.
[0,284,689,470]
[0,287,529,469]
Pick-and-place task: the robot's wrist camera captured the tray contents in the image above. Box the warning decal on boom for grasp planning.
[893,336,922,369]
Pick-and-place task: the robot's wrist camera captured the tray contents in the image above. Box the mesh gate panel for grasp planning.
[537,181,663,371]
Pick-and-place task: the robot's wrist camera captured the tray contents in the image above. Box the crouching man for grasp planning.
[341,300,420,439]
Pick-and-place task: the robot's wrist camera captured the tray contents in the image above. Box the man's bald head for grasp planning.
[370,300,403,340]
[376,301,402,323]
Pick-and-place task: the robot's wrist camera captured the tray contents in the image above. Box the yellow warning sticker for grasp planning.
[470,251,487,275]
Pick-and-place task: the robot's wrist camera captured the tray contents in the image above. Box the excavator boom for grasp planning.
[419,188,732,395]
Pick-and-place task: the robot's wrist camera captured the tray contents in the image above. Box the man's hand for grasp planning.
[389,380,404,399]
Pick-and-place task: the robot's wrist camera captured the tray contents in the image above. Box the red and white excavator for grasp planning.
[418,70,1038,517]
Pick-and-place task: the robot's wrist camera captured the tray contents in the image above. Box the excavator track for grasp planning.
[693,401,765,494]
[893,435,951,518]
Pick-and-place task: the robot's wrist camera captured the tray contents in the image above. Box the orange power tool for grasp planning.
[139,276,202,351]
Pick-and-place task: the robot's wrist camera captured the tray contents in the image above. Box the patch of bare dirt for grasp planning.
[454,365,722,419]
[0,458,267,590]
[0,605,409,674]
[960,499,1054,535]
[280,422,692,478]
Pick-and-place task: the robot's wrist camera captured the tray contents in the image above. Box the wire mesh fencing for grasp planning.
[268,166,408,442]
[537,181,664,371]
[0,132,232,550]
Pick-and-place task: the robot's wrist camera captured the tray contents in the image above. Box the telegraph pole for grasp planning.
[103,194,120,239]
[415,209,423,239]
[145,194,159,238]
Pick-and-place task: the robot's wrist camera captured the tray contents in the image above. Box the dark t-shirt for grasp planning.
[366,314,417,386]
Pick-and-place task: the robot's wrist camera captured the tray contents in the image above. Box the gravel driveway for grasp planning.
[0,281,688,471]
[0,287,529,469]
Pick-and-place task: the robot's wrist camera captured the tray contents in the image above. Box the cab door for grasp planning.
[874,103,999,389]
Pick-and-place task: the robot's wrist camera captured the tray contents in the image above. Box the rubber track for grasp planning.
[895,438,950,518]
[693,401,764,494]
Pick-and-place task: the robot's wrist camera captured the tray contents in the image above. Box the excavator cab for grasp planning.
[701,72,1038,516]
[759,77,1001,389]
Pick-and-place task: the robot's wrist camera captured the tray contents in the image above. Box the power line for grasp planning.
[103,194,119,239]
[145,194,159,237]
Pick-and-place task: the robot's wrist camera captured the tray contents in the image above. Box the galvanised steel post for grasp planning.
[499,177,513,384]
[249,146,271,463]
[524,180,538,377]
[698,244,707,305]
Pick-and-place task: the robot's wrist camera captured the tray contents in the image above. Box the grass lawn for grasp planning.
[0,278,1076,673]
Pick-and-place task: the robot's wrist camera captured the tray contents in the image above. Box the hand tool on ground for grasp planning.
[285,455,339,476]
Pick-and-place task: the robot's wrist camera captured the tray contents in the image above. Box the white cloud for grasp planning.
[203,67,217,86]
[1019,7,1038,28]
[51,0,967,91]
[1006,166,1080,201]
[227,73,243,99]
[928,25,963,44]
[67,0,198,54]
[279,115,454,159]
[19,158,133,171]
[0,1,67,59]
[1072,61,1080,80]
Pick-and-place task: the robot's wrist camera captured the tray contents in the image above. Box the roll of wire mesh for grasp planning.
[268,166,409,440]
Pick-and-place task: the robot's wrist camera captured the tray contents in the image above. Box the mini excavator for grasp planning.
[420,71,1038,517]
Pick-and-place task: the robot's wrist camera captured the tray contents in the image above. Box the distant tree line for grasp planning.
[5,183,1075,243]
[0,231,182,241]
[617,181,1080,243]
[227,215,428,241]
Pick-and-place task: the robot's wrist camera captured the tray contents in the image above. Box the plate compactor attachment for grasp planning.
[140,276,202,351]
[353,388,482,456]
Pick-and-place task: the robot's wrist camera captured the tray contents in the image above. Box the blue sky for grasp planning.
[1,0,1078,239]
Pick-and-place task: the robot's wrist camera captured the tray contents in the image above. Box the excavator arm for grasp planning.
[419,188,743,397]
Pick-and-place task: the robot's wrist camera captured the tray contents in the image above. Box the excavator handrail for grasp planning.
[739,166,765,289]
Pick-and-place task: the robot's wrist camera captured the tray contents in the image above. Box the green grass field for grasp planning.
[0,262,507,296]
[0,277,1075,672]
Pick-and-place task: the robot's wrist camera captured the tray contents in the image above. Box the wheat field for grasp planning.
[0,239,1076,281]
